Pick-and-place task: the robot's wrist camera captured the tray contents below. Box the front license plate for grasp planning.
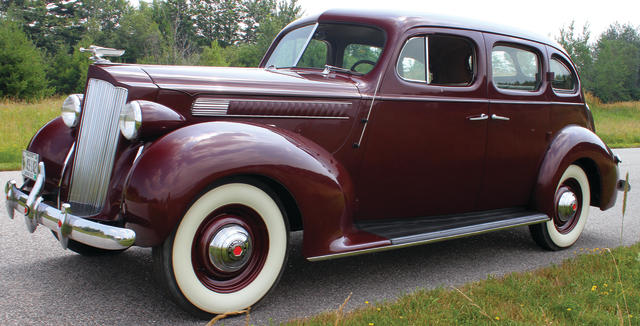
[22,150,40,181]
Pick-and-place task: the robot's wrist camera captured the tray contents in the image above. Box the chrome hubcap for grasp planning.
[208,224,252,273]
[557,191,578,223]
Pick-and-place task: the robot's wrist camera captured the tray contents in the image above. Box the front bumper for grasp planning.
[4,162,136,250]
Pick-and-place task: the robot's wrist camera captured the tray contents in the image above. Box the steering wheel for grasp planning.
[350,60,376,72]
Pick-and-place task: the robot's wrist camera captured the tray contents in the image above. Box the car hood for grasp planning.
[136,65,362,99]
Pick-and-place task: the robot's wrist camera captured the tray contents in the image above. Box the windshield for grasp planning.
[265,23,386,75]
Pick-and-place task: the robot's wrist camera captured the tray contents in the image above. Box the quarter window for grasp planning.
[397,35,475,86]
[550,58,576,91]
[492,45,540,91]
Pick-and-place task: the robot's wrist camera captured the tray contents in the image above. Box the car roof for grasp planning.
[287,9,564,52]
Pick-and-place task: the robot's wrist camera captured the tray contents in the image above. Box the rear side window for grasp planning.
[550,58,577,91]
[492,45,540,91]
[397,35,475,86]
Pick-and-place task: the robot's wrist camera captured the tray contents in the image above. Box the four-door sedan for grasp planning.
[5,9,629,318]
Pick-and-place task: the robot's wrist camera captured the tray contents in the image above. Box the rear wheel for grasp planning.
[530,164,590,250]
[153,181,289,318]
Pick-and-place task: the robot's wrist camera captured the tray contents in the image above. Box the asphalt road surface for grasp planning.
[1,148,638,326]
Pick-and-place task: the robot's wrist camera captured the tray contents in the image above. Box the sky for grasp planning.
[295,0,639,42]
[127,0,639,43]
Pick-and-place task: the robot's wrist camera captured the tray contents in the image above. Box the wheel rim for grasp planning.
[553,178,582,234]
[192,204,269,293]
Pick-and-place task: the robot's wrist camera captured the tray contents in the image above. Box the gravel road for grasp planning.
[1,148,638,326]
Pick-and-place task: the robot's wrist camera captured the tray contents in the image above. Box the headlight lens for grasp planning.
[61,94,83,127]
[119,101,142,140]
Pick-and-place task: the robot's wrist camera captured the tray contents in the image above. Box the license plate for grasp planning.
[22,150,40,181]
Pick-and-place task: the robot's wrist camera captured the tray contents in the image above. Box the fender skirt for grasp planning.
[534,125,618,217]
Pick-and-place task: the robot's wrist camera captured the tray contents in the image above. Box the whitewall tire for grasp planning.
[530,164,590,250]
[153,181,289,318]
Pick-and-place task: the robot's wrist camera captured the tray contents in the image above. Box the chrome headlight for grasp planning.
[119,101,142,140]
[61,94,83,127]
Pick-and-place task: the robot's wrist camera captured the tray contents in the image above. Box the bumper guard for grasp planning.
[4,162,136,250]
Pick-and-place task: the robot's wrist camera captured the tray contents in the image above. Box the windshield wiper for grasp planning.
[322,65,363,76]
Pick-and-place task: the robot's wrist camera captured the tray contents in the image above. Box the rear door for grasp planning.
[478,34,551,210]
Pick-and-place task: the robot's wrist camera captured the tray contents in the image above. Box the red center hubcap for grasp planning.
[233,245,243,257]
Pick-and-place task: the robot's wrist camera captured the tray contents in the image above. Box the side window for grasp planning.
[492,45,540,91]
[550,57,577,91]
[298,39,328,68]
[397,37,426,82]
[343,44,382,74]
[397,35,475,86]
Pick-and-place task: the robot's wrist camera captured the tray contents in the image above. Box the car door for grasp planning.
[478,34,551,210]
[354,28,488,220]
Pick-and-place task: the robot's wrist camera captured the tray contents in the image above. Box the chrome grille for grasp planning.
[68,79,128,216]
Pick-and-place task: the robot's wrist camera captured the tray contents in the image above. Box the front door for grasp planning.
[355,28,489,220]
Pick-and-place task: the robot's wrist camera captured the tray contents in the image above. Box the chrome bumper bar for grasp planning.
[4,162,136,250]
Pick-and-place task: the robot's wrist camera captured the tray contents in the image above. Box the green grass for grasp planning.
[588,94,640,148]
[0,96,638,171]
[285,244,640,326]
[0,97,61,170]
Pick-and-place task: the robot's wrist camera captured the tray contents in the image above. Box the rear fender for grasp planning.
[122,121,380,257]
[534,125,618,216]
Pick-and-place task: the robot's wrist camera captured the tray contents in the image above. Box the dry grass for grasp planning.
[587,93,640,148]
[0,97,61,170]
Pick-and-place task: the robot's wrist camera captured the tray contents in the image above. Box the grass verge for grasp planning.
[286,244,640,325]
[588,94,640,148]
[0,97,61,170]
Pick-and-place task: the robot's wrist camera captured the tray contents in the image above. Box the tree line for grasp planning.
[557,21,639,103]
[1,1,638,103]
[0,0,301,100]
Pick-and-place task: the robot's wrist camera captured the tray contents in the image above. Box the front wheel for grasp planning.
[153,181,289,318]
[530,164,590,250]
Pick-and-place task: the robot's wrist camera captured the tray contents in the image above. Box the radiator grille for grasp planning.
[68,79,128,216]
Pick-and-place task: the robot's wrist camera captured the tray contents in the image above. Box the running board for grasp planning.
[308,208,548,261]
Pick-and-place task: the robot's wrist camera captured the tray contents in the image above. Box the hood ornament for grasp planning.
[79,45,125,64]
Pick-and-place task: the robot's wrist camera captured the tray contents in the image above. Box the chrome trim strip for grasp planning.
[374,96,489,103]
[134,145,144,163]
[157,85,362,99]
[307,214,548,262]
[5,163,135,250]
[371,96,585,107]
[489,99,584,106]
[69,79,128,216]
[195,114,349,120]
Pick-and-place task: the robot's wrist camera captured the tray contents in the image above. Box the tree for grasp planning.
[0,18,51,100]
[557,21,593,88]
[198,41,230,66]
[225,0,301,67]
[594,23,640,101]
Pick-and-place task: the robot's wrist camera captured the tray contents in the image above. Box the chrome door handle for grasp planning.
[467,113,488,121]
[491,114,510,121]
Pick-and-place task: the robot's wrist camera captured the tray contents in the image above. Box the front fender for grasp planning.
[122,121,357,255]
[534,125,618,216]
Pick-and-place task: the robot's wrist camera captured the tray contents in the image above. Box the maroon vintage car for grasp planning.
[4,9,629,317]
